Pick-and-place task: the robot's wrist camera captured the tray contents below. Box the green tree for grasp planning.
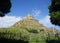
[49,0,60,26]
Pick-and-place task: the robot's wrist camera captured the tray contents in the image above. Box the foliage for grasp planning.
[49,0,60,26]
[0,0,12,17]
[27,28,39,33]
[0,27,60,43]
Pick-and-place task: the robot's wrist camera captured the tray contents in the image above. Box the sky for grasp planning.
[0,0,60,30]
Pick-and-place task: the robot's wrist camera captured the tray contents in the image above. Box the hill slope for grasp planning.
[13,14,49,33]
[0,14,60,43]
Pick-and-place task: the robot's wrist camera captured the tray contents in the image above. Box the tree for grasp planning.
[0,0,12,17]
[49,0,60,26]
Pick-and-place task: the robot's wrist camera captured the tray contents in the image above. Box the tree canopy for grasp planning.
[49,0,60,26]
[0,0,12,17]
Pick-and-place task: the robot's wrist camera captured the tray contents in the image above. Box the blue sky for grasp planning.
[0,0,60,30]
[8,0,50,17]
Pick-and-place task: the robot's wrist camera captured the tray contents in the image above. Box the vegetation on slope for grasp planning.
[0,27,60,43]
[0,14,60,43]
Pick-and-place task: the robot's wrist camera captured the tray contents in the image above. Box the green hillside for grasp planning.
[0,14,60,43]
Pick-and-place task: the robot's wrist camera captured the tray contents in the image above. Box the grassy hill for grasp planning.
[0,14,60,43]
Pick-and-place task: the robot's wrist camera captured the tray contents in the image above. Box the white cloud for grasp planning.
[32,9,41,17]
[0,16,22,28]
[39,15,54,28]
